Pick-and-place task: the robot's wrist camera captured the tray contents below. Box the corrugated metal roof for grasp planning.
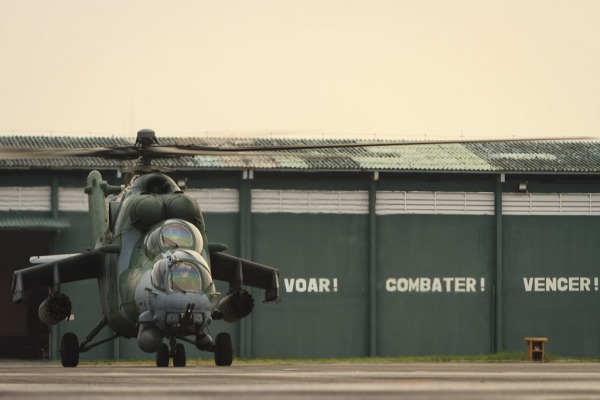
[0,216,70,230]
[465,142,600,172]
[1,135,599,173]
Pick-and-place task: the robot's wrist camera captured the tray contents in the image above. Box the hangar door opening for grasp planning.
[1,231,52,359]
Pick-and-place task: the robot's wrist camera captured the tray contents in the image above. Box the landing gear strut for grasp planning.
[60,318,120,368]
[156,337,187,367]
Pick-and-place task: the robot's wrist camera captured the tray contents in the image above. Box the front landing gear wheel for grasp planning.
[214,332,233,366]
[173,343,186,367]
[156,344,169,367]
[60,332,79,367]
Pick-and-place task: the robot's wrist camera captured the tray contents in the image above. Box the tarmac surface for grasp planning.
[1,360,600,399]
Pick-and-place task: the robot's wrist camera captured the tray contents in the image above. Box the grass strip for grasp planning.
[76,352,600,366]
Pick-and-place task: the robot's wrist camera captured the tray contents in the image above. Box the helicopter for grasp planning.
[6,129,588,368]
[9,129,282,367]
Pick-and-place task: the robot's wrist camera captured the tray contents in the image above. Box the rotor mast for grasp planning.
[135,129,159,169]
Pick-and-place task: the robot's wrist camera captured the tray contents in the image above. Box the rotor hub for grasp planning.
[136,129,158,147]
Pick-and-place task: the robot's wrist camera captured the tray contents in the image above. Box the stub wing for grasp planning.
[209,252,280,302]
[12,250,106,303]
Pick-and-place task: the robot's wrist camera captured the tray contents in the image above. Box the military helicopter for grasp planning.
[6,129,588,368]
[8,129,283,368]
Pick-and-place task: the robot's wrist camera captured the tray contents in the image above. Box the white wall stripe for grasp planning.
[251,189,369,214]
[376,191,495,215]
[59,187,88,212]
[4,186,600,216]
[503,193,600,215]
[0,187,51,211]
[187,189,239,213]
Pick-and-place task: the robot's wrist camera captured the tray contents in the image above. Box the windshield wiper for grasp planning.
[170,270,187,294]
[161,233,179,248]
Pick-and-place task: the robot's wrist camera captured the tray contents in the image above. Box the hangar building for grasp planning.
[1,135,600,360]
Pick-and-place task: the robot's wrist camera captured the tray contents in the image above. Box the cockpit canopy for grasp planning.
[145,219,203,259]
[121,173,181,201]
[150,250,214,294]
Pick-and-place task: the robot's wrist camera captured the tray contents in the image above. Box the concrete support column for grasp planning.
[239,171,253,358]
[368,173,378,356]
[493,174,504,353]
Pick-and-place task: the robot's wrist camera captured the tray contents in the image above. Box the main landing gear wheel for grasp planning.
[214,332,233,367]
[173,343,186,367]
[60,332,79,368]
[156,343,169,367]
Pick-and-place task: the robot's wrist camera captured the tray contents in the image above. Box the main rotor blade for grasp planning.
[167,136,597,154]
[0,135,595,161]
[0,146,139,159]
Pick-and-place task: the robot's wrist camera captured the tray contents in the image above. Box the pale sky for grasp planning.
[0,0,599,139]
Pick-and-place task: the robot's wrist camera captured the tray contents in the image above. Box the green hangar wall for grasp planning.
[3,168,600,360]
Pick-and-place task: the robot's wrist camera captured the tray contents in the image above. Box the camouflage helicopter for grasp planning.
[8,129,281,367]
